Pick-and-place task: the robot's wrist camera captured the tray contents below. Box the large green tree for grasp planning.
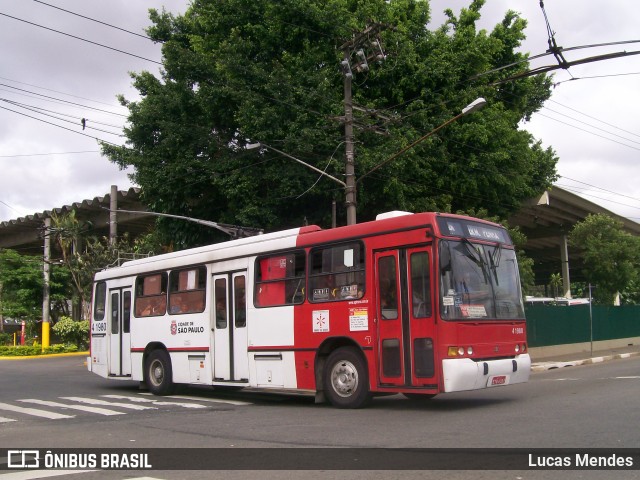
[103,0,557,247]
[569,214,640,305]
[0,249,71,324]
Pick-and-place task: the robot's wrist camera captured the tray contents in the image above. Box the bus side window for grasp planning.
[254,251,305,307]
[234,276,246,328]
[309,242,365,303]
[215,279,227,329]
[168,266,206,314]
[410,252,431,318]
[378,256,398,320]
[134,273,168,317]
[94,282,107,320]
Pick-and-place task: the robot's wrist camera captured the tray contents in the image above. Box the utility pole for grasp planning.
[340,23,388,225]
[42,217,51,350]
[343,56,356,225]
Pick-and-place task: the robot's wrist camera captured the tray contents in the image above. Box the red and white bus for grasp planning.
[88,211,530,408]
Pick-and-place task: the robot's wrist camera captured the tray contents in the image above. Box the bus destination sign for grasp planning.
[437,217,511,244]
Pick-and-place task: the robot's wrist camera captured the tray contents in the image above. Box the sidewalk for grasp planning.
[530,344,640,372]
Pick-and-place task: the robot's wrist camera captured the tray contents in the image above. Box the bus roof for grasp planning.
[94,212,507,280]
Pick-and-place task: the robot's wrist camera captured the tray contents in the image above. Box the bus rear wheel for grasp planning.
[145,349,175,396]
[323,347,371,409]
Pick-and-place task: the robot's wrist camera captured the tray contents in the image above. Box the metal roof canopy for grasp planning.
[508,186,640,285]
[1,185,639,288]
[0,188,154,256]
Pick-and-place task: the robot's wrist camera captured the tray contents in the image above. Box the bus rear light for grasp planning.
[515,344,520,353]
[467,347,474,355]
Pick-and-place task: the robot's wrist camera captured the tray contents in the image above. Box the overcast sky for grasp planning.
[1,0,638,225]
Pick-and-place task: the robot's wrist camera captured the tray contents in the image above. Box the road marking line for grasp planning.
[101,394,208,409]
[0,416,16,423]
[0,470,95,479]
[17,399,125,416]
[60,396,157,410]
[0,402,73,420]
[138,392,252,406]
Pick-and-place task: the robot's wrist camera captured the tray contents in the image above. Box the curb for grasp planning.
[0,351,89,361]
[531,351,640,372]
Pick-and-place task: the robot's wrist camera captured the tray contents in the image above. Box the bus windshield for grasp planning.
[439,239,524,320]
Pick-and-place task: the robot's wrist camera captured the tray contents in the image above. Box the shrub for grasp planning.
[0,344,81,357]
[51,317,89,349]
[0,332,13,346]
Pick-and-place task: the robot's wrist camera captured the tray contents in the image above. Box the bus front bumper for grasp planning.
[442,354,531,392]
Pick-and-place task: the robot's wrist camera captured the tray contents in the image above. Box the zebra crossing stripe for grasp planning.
[17,399,125,416]
[139,392,252,406]
[0,470,94,479]
[60,396,157,411]
[0,402,73,420]
[102,394,208,409]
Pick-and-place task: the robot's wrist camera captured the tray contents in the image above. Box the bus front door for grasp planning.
[211,271,249,383]
[375,247,438,390]
[108,287,132,377]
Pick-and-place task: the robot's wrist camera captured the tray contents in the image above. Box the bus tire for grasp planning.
[323,347,371,409]
[145,349,175,396]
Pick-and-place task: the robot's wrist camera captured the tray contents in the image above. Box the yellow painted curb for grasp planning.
[0,351,89,361]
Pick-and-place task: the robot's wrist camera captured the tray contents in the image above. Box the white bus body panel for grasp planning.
[442,354,531,392]
[91,228,305,390]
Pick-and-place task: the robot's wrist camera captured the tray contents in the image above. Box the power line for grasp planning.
[1,98,124,129]
[534,112,640,151]
[0,75,126,110]
[547,98,640,139]
[559,176,640,205]
[32,0,156,42]
[0,12,162,65]
[542,106,640,146]
[0,104,120,146]
[0,150,99,158]
[0,83,127,117]
[0,98,123,137]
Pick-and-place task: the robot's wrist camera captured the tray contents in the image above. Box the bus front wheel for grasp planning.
[323,347,371,409]
[145,349,175,396]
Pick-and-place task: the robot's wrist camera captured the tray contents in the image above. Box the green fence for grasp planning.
[525,305,640,347]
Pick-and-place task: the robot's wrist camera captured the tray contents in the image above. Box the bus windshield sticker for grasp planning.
[460,305,487,318]
[312,310,330,332]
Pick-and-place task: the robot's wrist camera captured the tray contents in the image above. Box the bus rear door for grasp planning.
[108,287,132,377]
[211,270,249,383]
[375,246,438,391]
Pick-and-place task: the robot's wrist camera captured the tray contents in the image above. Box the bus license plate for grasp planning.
[488,375,509,387]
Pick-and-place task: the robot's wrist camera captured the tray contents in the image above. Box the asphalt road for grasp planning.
[0,355,638,480]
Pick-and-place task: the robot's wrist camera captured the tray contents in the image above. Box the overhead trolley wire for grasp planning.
[0,12,162,65]
[31,0,157,42]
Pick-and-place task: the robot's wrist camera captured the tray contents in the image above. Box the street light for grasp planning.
[246,97,486,227]
[357,97,487,185]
